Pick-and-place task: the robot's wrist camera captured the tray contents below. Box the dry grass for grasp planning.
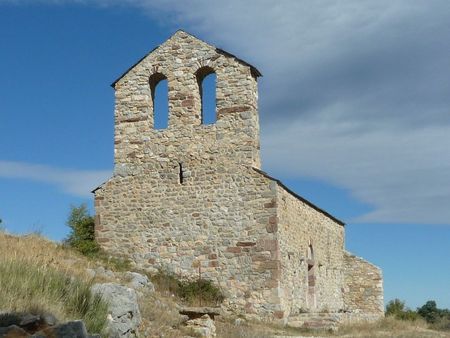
[216,318,274,338]
[0,259,108,335]
[138,291,192,338]
[214,316,450,338]
[0,232,127,281]
[0,233,99,279]
[335,317,446,337]
[0,233,112,335]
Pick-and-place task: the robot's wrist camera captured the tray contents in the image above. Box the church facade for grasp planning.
[93,30,383,323]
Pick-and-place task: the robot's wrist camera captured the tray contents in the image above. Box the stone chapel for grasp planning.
[93,30,384,324]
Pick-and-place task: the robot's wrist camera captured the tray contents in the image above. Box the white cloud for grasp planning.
[134,0,450,225]
[2,0,450,224]
[0,161,111,197]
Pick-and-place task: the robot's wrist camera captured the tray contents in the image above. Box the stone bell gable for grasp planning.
[112,30,261,178]
[94,30,384,324]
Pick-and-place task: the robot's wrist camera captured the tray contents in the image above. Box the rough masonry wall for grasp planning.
[96,168,283,317]
[342,252,384,321]
[276,185,345,317]
[95,31,284,318]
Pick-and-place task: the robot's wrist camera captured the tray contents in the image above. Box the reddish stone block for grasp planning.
[209,260,218,267]
[182,99,194,107]
[236,241,256,247]
[208,253,218,260]
[226,247,241,254]
[273,310,284,319]
[265,278,279,288]
[266,222,278,233]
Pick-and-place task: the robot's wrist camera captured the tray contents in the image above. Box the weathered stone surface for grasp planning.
[124,271,154,292]
[93,30,384,323]
[0,325,28,337]
[179,307,221,320]
[37,320,89,338]
[185,314,216,338]
[341,252,384,321]
[0,315,98,338]
[91,283,141,338]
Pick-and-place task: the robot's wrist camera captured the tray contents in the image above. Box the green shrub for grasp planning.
[417,300,450,330]
[65,204,99,256]
[386,299,419,321]
[178,278,225,305]
[151,269,224,306]
[417,300,440,324]
[0,259,108,334]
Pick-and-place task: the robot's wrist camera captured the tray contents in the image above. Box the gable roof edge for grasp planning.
[252,167,345,226]
[110,29,262,89]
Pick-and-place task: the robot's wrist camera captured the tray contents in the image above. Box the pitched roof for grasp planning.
[110,29,262,88]
[252,167,345,226]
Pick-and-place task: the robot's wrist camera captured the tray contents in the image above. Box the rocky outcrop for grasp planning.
[91,283,141,338]
[0,313,98,338]
[185,315,216,338]
[179,307,220,338]
[124,272,155,292]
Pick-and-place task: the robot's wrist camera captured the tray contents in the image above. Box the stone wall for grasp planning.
[275,181,345,317]
[95,168,284,317]
[342,252,384,321]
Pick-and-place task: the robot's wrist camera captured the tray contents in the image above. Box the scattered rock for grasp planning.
[36,320,88,338]
[179,307,221,320]
[91,283,141,338]
[0,325,28,337]
[41,314,57,327]
[94,267,115,279]
[124,272,154,292]
[85,268,96,279]
[185,314,216,338]
[0,314,98,338]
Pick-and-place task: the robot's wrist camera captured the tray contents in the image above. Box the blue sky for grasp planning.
[0,1,449,310]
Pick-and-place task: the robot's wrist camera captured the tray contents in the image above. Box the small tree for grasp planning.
[418,300,441,324]
[65,204,99,256]
[386,299,406,316]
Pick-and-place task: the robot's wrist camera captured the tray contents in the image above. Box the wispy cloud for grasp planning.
[2,0,450,224]
[0,161,110,197]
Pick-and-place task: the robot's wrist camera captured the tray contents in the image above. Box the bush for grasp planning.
[417,300,440,324]
[151,269,224,306]
[417,300,450,331]
[386,299,419,321]
[0,259,108,334]
[65,204,100,256]
[178,278,225,305]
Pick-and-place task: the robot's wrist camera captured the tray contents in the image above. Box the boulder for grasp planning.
[91,283,141,338]
[0,325,28,337]
[124,272,154,292]
[35,320,89,338]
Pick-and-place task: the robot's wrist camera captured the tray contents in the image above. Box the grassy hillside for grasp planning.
[0,232,448,338]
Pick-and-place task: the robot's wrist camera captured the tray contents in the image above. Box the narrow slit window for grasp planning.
[178,162,184,184]
[149,73,168,129]
[196,67,216,124]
